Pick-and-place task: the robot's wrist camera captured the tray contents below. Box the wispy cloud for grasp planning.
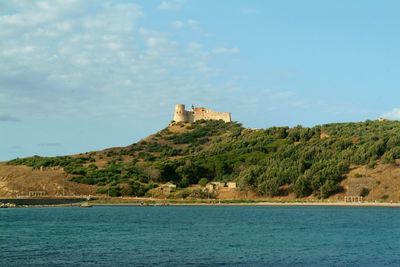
[381,108,400,120]
[159,0,185,11]
[170,19,198,30]
[171,20,184,29]
[0,1,236,120]
[0,114,20,122]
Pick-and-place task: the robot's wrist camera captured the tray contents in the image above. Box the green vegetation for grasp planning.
[198,178,209,187]
[8,119,400,199]
[360,187,370,197]
[8,155,94,172]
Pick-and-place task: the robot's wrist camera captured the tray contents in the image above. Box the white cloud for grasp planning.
[159,0,185,11]
[22,46,34,53]
[0,1,235,121]
[139,27,179,56]
[170,19,199,30]
[381,108,400,120]
[186,42,203,53]
[211,47,240,55]
[171,20,184,29]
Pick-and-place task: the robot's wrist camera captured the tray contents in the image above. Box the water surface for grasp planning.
[1,206,399,266]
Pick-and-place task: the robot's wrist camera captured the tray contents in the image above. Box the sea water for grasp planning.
[1,206,399,266]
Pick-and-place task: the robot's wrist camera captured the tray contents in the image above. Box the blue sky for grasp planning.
[1,0,400,160]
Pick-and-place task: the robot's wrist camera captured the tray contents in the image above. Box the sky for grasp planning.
[2,0,400,160]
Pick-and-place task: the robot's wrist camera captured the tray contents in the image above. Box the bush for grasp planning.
[320,180,341,199]
[178,177,189,188]
[108,186,121,197]
[64,165,87,175]
[198,178,208,187]
[190,189,216,199]
[258,178,280,197]
[360,187,370,197]
[174,189,191,199]
[96,187,108,194]
[129,181,148,197]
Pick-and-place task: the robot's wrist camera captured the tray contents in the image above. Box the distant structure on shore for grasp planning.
[173,104,231,123]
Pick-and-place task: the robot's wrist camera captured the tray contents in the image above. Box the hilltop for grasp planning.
[3,119,400,202]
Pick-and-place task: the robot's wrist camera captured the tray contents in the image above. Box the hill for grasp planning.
[3,119,400,201]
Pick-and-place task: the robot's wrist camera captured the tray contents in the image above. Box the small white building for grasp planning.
[205,183,215,192]
[213,182,225,188]
[161,182,177,196]
[227,182,237,189]
[29,191,47,197]
[205,182,225,192]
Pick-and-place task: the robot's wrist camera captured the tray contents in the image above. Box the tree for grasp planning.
[108,186,121,197]
[320,179,340,199]
[178,177,189,188]
[293,174,312,198]
[237,166,262,190]
[129,181,147,197]
[258,178,280,197]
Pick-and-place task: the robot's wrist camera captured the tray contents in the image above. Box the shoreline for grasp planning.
[2,202,400,208]
[89,200,400,208]
[2,197,400,208]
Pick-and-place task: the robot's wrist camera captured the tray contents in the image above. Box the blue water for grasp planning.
[1,206,400,266]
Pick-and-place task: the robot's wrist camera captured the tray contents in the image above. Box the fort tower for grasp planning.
[173,104,188,122]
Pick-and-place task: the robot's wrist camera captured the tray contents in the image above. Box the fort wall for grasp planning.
[173,104,231,123]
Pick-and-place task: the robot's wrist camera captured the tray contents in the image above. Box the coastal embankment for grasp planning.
[2,196,400,208]
[89,198,400,208]
[0,197,89,206]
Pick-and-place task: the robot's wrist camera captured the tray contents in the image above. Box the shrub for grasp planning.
[178,177,189,188]
[360,187,370,197]
[96,187,108,194]
[320,180,341,199]
[198,178,208,187]
[108,186,121,197]
[174,189,191,199]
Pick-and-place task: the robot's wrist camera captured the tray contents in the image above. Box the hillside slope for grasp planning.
[3,119,400,201]
[0,164,96,197]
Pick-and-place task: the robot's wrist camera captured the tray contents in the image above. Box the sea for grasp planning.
[1,206,399,266]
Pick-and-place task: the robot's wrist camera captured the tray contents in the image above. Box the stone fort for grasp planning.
[173,104,231,123]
